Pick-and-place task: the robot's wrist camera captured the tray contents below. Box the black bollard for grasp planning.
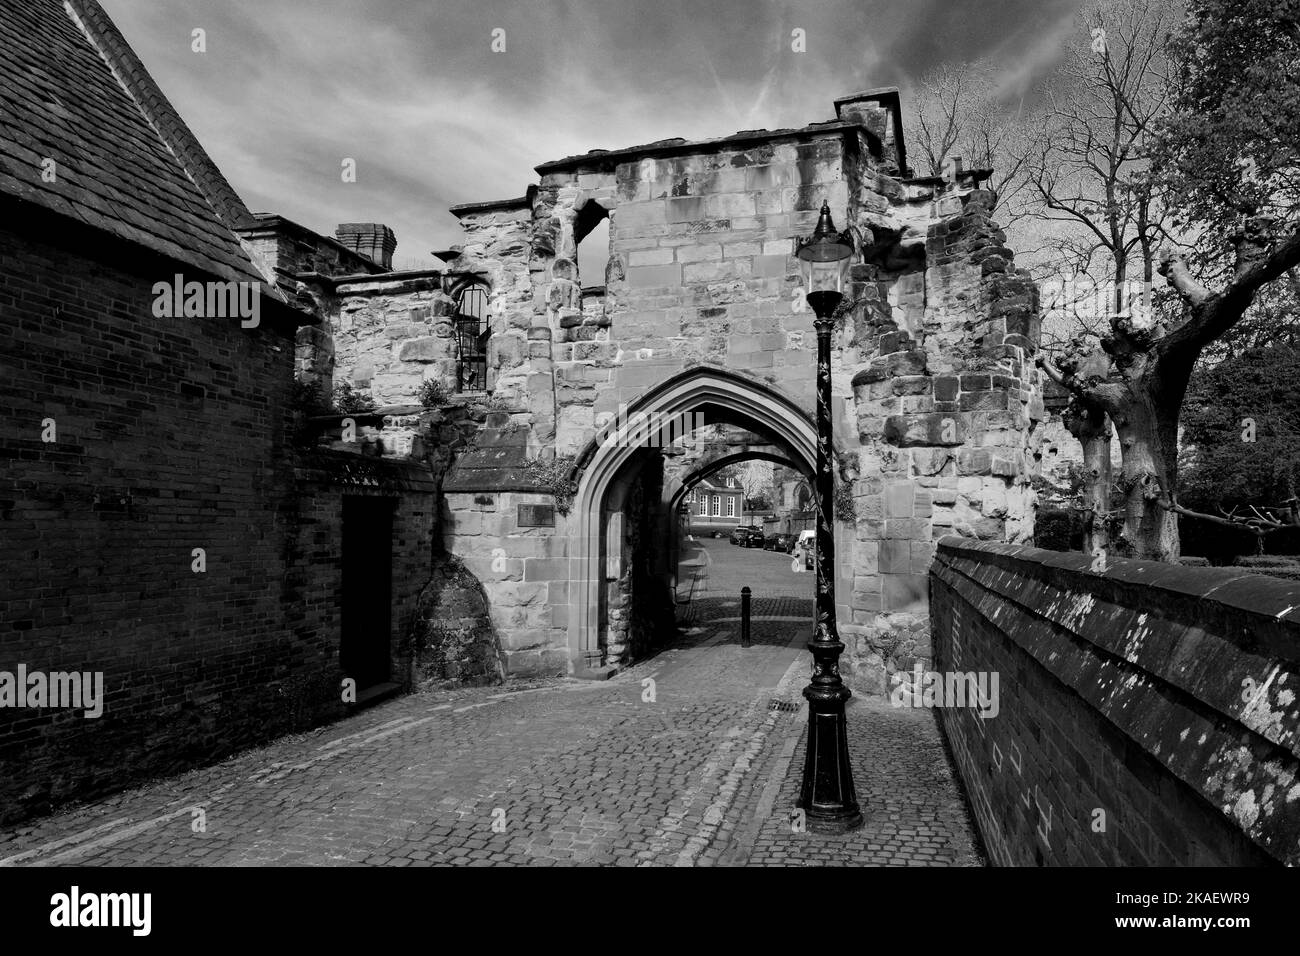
[741,586,752,647]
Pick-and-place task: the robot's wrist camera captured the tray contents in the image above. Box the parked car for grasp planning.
[794,530,816,569]
[765,532,794,552]
[729,526,758,546]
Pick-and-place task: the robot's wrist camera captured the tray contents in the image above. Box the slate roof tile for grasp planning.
[0,0,270,289]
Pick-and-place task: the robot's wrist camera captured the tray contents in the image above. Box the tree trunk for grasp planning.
[1111,394,1180,561]
[1064,402,1112,556]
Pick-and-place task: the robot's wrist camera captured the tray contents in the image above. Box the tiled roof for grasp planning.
[0,0,270,287]
[693,478,740,493]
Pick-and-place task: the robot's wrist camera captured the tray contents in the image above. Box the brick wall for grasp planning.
[930,537,1299,866]
[0,214,440,823]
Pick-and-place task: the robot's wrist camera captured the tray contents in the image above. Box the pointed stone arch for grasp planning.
[565,366,837,671]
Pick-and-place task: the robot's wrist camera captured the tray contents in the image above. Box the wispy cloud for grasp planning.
[99,0,1086,268]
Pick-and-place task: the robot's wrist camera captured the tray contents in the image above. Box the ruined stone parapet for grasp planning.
[834,175,1047,690]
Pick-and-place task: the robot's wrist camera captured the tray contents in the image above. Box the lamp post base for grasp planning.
[805,808,865,835]
[798,658,865,835]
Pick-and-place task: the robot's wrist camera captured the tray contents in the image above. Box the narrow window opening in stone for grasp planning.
[575,203,611,325]
[454,284,491,393]
[577,217,610,288]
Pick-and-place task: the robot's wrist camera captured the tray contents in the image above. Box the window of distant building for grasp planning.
[726,496,735,517]
[698,497,707,516]
[711,495,720,516]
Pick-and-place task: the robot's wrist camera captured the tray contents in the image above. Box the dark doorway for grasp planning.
[340,496,395,690]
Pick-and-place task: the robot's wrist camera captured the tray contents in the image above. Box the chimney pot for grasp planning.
[335,222,397,270]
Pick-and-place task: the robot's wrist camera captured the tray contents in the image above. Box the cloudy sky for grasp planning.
[100,0,1086,271]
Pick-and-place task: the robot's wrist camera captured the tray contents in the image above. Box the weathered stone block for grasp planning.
[960,389,1011,411]
[910,541,935,573]
[851,363,888,388]
[883,518,929,540]
[883,573,928,611]
[677,243,723,263]
[910,447,955,477]
[880,539,911,573]
[683,259,751,283]
[886,350,927,376]
[885,483,914,518]
[397,337,444,362]
[626,263,682,288]
[883,413,964,447]
[753,254,790,278]
[893,375,931,396]
[702,193,757,219]
[629,248,674,266]
[991,456,1019,478]
[958,447,992,475]
[934,375,960,402]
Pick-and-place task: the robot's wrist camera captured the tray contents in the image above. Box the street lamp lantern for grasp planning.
[795,201,864,834]
[796,201,854,302]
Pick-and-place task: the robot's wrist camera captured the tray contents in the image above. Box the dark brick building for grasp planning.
[0,0,445,823]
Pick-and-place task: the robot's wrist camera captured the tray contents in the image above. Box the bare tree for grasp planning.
[732,459,775,511]
[1026,0,1182,322]
[905,60,1035,230]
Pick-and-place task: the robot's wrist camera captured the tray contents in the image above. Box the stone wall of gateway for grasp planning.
[930,537,1300,866]
[376,91,1053,686]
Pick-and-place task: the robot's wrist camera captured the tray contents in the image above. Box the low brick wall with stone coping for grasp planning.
[930,536,1300,866]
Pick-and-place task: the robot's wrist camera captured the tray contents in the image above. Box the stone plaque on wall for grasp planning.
[518,504,555,528]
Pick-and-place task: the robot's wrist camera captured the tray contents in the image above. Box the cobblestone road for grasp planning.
[0,538,981,866]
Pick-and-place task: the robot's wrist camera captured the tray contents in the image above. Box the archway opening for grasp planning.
[568,368,842,675]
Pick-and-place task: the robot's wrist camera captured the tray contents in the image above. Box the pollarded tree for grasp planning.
[1040,0,1300,560]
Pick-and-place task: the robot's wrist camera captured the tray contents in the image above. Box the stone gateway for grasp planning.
[306,88,1048,688]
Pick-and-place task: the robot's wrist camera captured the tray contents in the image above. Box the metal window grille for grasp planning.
[454,285,491,393]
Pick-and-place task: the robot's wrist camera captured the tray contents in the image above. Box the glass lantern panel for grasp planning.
[799,255,849,294]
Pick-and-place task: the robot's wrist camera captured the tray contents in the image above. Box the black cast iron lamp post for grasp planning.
[794,201,864,833]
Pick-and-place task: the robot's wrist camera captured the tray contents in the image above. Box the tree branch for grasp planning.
[1162,224,1300,354]
[1157,248,1211,306]
[1161,500,1268,536]
[1160,495,1298,536]
[1036,355,1084,395]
